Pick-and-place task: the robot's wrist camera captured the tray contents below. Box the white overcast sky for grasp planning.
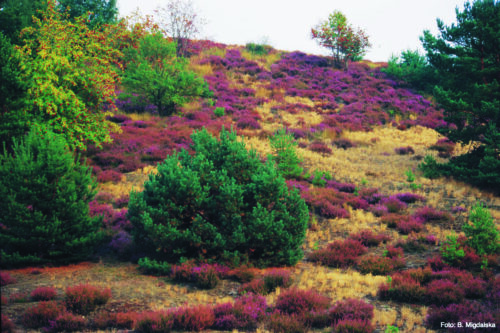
[116,0,468,62]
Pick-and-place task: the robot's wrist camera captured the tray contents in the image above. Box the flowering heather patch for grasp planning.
[328,298,374,324]
[232,293,268,330]
[97,169,123,183]
[396,217,424,234]
[394,192,425,204]
[22,301,66,329]
[1,314,15,332]
[275,288,331,315]
[239,278,267,295]
[380,196,408,213]
[31,286,58,301]
[309,239,367,268]
[46,312,87,332]
[92,311,137,330]
[173,305,215,331]
[309,141,332,154]
[357,255,395,275]
[0,271,16,286]
[64,284,111,315]
[134,310,175,333]
[429,137,455,158]
[348,230,391,247]
[378,275,426,303]
[263,268,293,291]
[413,206,453,224]
[425,301,496,331]
[9,292,30,303]
[332,138,357,149]
[266,311,306,333]
[425,279,465,306]
[227,266,256,283]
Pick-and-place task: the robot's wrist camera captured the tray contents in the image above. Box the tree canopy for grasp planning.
[57,0,118,28]
[311,10,370,69]
[420,0,500,188]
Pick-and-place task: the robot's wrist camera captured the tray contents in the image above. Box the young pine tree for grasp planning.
[0,129,102,267]
[269,127,303,179]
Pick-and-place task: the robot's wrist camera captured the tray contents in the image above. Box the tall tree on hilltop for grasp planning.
[311,10,370,69]
[153,0,205,57]
[420,0,500,188]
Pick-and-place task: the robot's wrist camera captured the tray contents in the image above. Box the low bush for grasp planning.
[414,206,453,224]
[239,278,267,295]
[232,293,268,330]
[173,305,215,331]
[275,288,331,315]
[191,264,221,289]
[92,311,137,330]
[378,275,426,303]
[22,301,65,329]
[425,279,464,305]
[332,138,357,150]
[134,310,175,333]
[263,268,293,292]
[227,266,256,283]
[9,292,29,303]
[357,255,395,275]
[394,192,425,204]
[309,239,367,268]
[463,202,499,255]
[65,284,111,315]
[429,138,455,158]
[329,298,374,324]
[1,314,15,332]
[348,230,391,247]
[396,218,423,234]
[31,286,58,301]
[0,271,16,286]
[266,312,306,333]
[381,196,407,213]
[47,312,87,332]
[309,141,332,154]
[333,319,374,333]
[394,146,415,155]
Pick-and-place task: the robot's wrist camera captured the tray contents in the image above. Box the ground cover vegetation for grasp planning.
[1,1,499,332]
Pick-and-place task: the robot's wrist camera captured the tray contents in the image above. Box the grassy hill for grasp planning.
[1,41,499,332]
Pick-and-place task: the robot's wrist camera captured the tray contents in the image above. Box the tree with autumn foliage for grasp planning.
[311,10,370,69]
[8,0,122,150]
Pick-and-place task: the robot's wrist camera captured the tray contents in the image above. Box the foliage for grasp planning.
[31,287,58,301]
[0,129,101,267]
[15,0,122,150]
[275,288,331,315]
[129,127,309,267]
[0,271,16,286]
[153,0,205,57]
[308,239,367,268]
[462,202,499,255]
[122,32,210,116]
[311,10,370,69]
[269,127,303,179]
[382,49,437,92]
[245,42,273,55]
[22,301,66,329]
[421,0,500,189]
[213,106,225,117]
[0,0,47,44]
[65,284,111,315]
[57,0,118,28]
[0,32,28,148]
[137,257,172,276]
[418,155,441,179]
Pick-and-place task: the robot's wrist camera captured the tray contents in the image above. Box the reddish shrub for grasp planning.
[394,192,425,203]
[427,255,448,271]
[93,311,137,329]
[309,239,367,268]
[1,314,15,333]
[414,206,453,224]
[22,301,65,329]
[171,261,195,283]
[266,311,306,333]
[275,288,331,315]
[113,194,130,208]
[134,310,175,333]
[239,279,267,295]
[329,298,374,324]
[173,305,215,331]
[47,312,87,332]
[1,295,7,305]
[31,286,58,301]
[381,213,406,228]
[65,284,111,314]
[232,293,268,330]
[429,138,454,158]
[191,264,220,289]
[395,235,428,253]
[227,266,256,283]
[0,271,16,286]
[425,279,464,306]
[357,255,395,275]
[425,301,492,330]
[381,196,407,213]
[378,275,426,303]
[263,268,293,292]
[9,292,29,303]
[332,138,357,150]
[309,141,332,154]
[97,169,123,183]
[348,230,391,247]
[333,319,374,333]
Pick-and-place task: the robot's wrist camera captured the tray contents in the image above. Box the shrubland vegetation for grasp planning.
[1,0,499,332]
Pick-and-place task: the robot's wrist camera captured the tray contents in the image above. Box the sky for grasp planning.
[116,0,468,62]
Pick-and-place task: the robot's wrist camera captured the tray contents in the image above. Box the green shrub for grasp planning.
[0,129,101,267]
[418,155,441,179]
[440,235,465,265]
[269,127,303,179]
[213,106,225,117]
[138,257,172,276]
[128,128,309,267]
[463,202,499,255]
[245,42,272,55]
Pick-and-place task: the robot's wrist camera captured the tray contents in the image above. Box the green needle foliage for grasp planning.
[269,127,303,179]
[462,202,499,255]
[421,0,500,189]
[128,128,309,267]
[0,129,102,267]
